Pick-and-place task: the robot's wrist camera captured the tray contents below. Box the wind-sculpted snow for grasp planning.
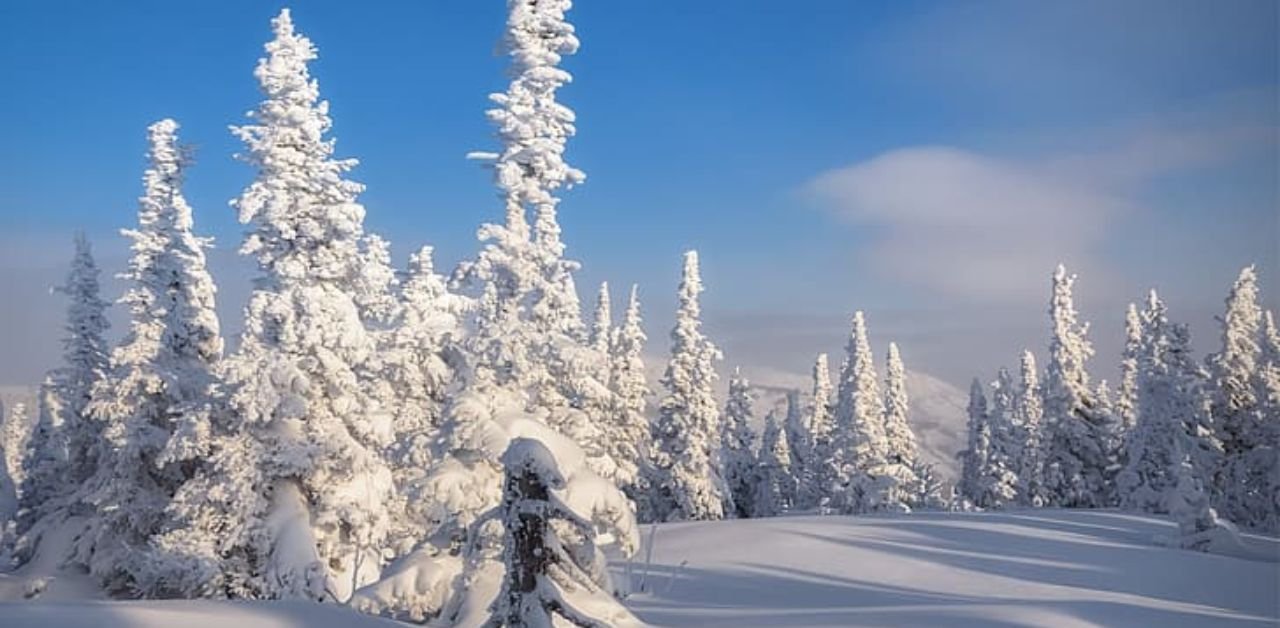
[620,510,1279,627]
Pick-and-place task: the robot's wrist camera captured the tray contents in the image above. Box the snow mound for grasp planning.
[620,509,1279,627]
[0,600,407,628]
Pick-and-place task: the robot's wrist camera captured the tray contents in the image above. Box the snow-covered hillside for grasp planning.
[3,510,1274,627]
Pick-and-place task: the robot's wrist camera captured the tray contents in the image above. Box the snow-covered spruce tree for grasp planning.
[830,312,900,514]
[1013,350,1046,507]
[882,342,922,505]
[589,282,611,355]
[794,353,832,510]
[752,410,793,518]
[1117,303,1142,436]
[1040,265,1118,508]
[607,285,651,516]
[1,402,30,492]
[483,437,642,628]
[16,234,110,550]
[150,10,394,601]
[70,119,225,593]
[957,378,990,507]
[1205,266,1274,528]
[649,251,726,521]
[975,369,1019,509]
[1246,310,1280,532]
[1207,266,1262,458]
[720,368,757,518]
[454,0,611,479]
[1116,291,1220,514]
[383,245,470,556]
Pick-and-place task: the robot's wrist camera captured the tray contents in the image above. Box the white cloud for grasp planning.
[807,146,1127,303]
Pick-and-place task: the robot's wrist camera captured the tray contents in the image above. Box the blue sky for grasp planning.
[0,0,1275,389]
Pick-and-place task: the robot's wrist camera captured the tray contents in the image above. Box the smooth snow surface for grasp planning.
[0,600,405,627]
[619,510,1279,627]
[2,510,1276,627]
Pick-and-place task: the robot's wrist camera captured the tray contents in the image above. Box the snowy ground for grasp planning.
[621,510,1280,627]
[2,509,1276,627]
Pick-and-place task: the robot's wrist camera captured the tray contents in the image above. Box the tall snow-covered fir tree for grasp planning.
[958,378,989,507]
[830,312,898,513]
[589,281,611,355]
[1013,350,1046,507]
[1116,291,1220,515]
[16,234,110,549]
[450,0,611,480]
[1040,265,1117,508]
[1205,266,1275,529]
[150,10,394,601]
[720,368,758,518]
[795,353,832,510]
[975,369,1020,509]
[650,251,726,521]
[608,285,651,515]
[753,409,793,518]
[1207,266,1262,457]
[881,342,921,505]
[1,402,30,494]
[1117,303,1142,436]
[382,245,469,555]
[71,119,224,593]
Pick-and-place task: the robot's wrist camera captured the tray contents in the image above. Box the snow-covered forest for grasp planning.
[1,2,1277,627]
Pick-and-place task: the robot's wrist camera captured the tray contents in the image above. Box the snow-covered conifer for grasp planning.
[882,343,916,468]
[795,353,832,510]
[1117,292,1220,514]
[150,11,394,601]
[16,234,110,546]
[720,368,758,518]
[1117,303,1142,435]
[72,119,224,592]
[650,251,726,521]
[1,402,30,493]
[1040,265,1117,508]
[590,282,611,355]
[1013,350,1046,506]
[830,312,897,513]
[607,285,651,513]
[976,369,1020,509]
[752,410,793,518]
[1207,266,1262,456]
[958,378,989,506]
[382,246,469,554]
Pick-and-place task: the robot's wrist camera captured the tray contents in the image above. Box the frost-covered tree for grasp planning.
[70,119,224,593]
[881,342,921,504]
[484,437,643,628]
[1013,350,1046,507]
[1117,303,1142,435]
[794,353,832,510]
[650,251,726,521]
[383,245,469,555]
[882,343,916,469]
[830,312,898,513]
[16,234,110,549]
[149,11,394,601]
[1205,266,1275,529]
[1207,266,1262,457]
[958,378,989,507]
[1040,265,1117,508]
[752,410,793,518]
[1,402,30,493]
[975,369,1020,509]
[720,368,757,518]
[589,282,611,355]
[607,285,650,514]
[1116,292,1220,514]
